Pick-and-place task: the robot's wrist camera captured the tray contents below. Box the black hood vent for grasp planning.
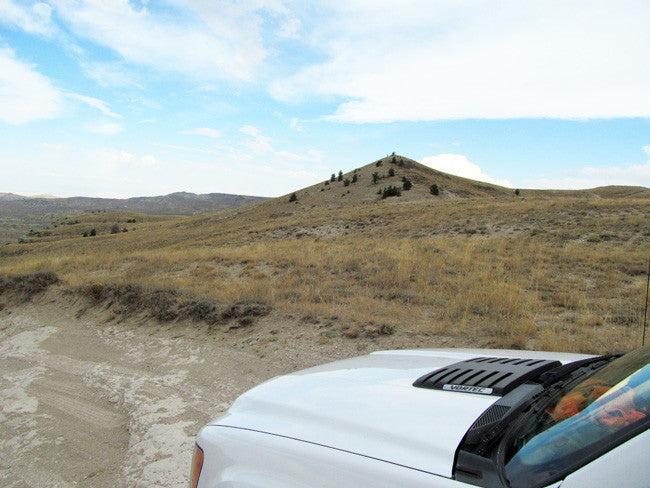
[413,356,561,396]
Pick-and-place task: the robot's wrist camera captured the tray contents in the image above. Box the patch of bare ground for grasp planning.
[0,286,465,487]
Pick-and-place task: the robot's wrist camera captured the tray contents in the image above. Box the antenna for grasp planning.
[642,256,650,347]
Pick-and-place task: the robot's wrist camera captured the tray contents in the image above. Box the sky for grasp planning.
[1,0,649,198]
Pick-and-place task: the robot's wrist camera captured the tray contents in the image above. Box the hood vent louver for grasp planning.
[413,356,561,396]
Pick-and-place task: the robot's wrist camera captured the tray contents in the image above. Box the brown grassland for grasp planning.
[1,156,649,355]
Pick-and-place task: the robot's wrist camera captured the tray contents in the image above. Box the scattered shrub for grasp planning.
[222,301,271,320]
[338,170,343,181]
[430,184,440,196]
[289,192,298,202]
[330,173,336,182]
[89,228,96,236]
[81,282,105,301]
[515,189,521,196]
[376,160,382,167]
[343,326,361,338]
[343,323,395,339]
[144,289,179,321]
[110,224,121,234]
[352,174,358,183]
[344,178,350,187]
[0,271,60,301]
[372,172,380,184]
[388,168,395,177]
[178,298,217,320]
[402,178,412,191]
[382,186,401,199]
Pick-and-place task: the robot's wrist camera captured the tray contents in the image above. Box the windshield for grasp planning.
[503,346,650,488]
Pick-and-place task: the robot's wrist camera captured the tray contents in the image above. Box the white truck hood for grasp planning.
[211,348,591,478]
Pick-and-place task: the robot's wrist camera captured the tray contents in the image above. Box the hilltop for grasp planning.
[278,154,649,210]
[288,154,514,208]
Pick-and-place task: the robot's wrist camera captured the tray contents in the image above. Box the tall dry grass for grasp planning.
[1,196,648,354]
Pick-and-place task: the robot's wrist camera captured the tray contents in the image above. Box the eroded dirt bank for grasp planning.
[0,289,433,488]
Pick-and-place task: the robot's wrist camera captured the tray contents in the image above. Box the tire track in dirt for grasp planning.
[0,312,129,488]
[1,290,384,487]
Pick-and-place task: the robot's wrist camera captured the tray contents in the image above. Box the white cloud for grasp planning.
[271,1,650,122]
[0,46,63,124]
[527,162,650,190]
[289,117,304,131]
[421,154,513,187]
[526,146,650,189]
[275,149,323,163]
[0,0,57,36]
[48,0,289,82]
[182,127,222,138]
[81,61,139,87]
[91,147,158,173]
[159,143,216,154]
[240,125,273,154]
[240,125,261,137]
[140,154,158,166]
[277,17,301,38]
[286,169,319,180]
[39,142,67,153]
[68,93,121,117]
[87,121,123,135]
[239,125,324,164]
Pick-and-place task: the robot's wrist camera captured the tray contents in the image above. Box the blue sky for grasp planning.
[1,0,649,198]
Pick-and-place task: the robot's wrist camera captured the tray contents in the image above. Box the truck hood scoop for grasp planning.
[413,356,561,396]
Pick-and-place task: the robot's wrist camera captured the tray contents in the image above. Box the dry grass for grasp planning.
[1,160,648,355]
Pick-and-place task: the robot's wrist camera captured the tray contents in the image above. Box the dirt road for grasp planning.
[0,290,389,487]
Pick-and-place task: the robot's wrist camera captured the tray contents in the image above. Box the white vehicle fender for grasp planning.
[197,425,475,488]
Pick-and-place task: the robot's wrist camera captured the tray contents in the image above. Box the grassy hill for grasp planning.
[287,154,514,208]
[1,155,648,354]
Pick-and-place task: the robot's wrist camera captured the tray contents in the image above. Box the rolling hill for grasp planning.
[1,155,648,355]
[0,191,269,244]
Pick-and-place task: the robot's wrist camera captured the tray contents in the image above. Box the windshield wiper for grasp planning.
[537,354,620,390]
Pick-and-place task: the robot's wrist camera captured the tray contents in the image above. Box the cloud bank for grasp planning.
[272,0,650,122]
[526,149,650,189]
[0,47,63,124]
[46,0,289,82]
[421,154,513,187]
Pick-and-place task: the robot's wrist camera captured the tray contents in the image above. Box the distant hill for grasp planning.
[3,154,648,245]
[0,191,269,244]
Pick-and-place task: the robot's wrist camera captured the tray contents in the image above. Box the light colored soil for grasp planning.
[0,288,445,488]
